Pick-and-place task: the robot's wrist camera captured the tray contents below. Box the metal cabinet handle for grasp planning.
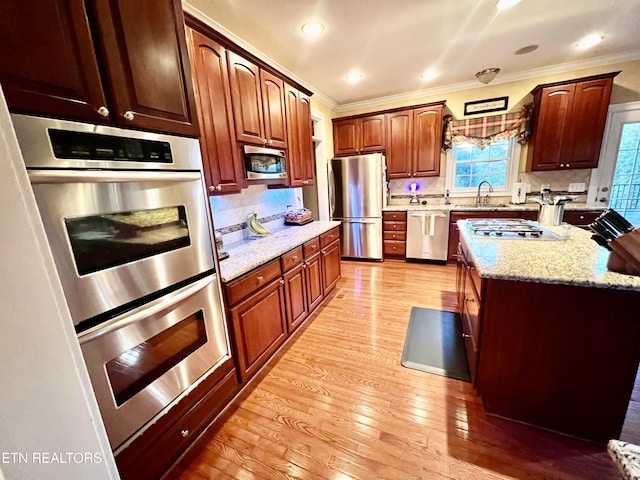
[97,106,109,117]
[462,333,472,339]
[181,429,190,438]
[280,279,285,285]
[124,111,135,121]
[257,276,264,282]
[208,185,215,192]
[293,255,298,260]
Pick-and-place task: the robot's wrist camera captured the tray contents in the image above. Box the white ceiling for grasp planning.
[184,0,640,110]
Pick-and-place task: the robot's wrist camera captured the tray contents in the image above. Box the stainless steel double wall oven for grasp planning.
[13,114,231,452]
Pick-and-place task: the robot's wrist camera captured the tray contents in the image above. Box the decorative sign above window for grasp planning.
[464,96,509,116]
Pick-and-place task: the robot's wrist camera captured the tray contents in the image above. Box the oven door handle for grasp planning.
[78,274,215,343]
[28,170,202,184]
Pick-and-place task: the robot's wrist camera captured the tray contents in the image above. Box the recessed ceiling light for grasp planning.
[301,23,324,37]
[420,69,438,82]
[346,72,364,83]
[496,0,522,11]
[576,34,604,50]
[515,44,538,55]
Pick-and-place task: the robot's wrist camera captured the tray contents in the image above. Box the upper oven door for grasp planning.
[28,169,215,329]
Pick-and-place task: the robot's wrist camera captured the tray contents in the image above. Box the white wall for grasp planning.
[0,89,119,480]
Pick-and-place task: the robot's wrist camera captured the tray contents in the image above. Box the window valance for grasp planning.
[442,103,533,150]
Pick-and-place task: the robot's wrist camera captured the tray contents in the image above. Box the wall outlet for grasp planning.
[568,182,586,192]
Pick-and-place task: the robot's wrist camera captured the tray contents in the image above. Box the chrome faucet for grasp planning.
[475,180,494,206]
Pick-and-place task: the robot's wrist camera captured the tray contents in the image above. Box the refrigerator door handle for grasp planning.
[343,219,379,224]
[328,164,336,218]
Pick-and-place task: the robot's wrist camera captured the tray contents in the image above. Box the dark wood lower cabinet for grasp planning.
[456,238,640,443]
[321,239,341,293]
[305,252,324,312]
[115,359,238,480]
[283,262,309,333]
[229,277,288,383]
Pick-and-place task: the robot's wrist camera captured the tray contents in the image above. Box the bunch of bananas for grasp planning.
[246,212,270,235]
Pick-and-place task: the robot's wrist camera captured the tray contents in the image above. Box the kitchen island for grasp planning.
[457,220,640,444]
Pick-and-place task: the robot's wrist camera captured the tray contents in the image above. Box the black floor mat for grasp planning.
[401,307,471,382]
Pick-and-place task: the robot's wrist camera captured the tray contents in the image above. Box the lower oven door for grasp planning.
[78,274,230,451]
[28,169,215,329]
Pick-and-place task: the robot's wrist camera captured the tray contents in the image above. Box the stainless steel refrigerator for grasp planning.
[329,153,386,260]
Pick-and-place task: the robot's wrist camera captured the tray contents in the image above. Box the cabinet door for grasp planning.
[304,253,324,312]
[386,110,413,178]
[260,70,287,149]
[187,28,245,194]
[321,240,342,294]
[283,263,309,333]
[298,92,316,185]
[230,278,287,383]
[413,105,443,177]
[529,85,575,171]
[228,50,265,145]
[333,118,360,156]
[360,114,386,153]
[565,78,613,168]
[0,0,108,123]
[285,85,304,187]
[92,0,199,137]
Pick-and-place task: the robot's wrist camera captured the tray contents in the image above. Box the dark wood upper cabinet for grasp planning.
[0,0,200,137]
[227,51,287,148]
[383,103,444,178]
[260,70,287,149]
[527,72,618,171]
[285,84,315,187]
[386,109,413,178]
[186,27,245,194]
[333,114,385,156]
[0,0,108,124]
[413,104,443,177]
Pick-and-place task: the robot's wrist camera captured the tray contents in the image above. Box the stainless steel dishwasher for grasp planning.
[406,210,450,261]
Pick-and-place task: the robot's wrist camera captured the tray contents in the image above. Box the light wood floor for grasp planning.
[171,260,638,479]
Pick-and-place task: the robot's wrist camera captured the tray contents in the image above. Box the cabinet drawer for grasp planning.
[225,259,282,306]
[383,211,407,222]
[383,231,406,241]
[563,210,601,227]
[320,227,340,248]
[384,240,405,256]
[383,220,406,232]
[303,237,321,258]
[281,246,303,272]
[464,273,480,341]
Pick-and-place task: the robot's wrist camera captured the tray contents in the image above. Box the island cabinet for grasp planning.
[527,72,619,171]
[383,211,407,259]
[285,84,316,186]
[447,211,537,263]
[0,0,200,137]
[227,51,287,149]
[456,243,482,382]
[186,27,246,194]
[333,114,386,156]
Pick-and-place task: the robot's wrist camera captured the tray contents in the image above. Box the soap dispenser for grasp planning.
[409,182,419,204]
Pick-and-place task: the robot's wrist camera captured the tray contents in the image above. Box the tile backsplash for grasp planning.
[209,185,302,244]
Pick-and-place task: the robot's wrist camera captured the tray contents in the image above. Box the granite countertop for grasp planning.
[217,220,340,283]
[458,219,640,291]
[384,201,602,212]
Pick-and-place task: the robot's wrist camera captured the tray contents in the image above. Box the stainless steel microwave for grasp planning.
[243,145,287,180]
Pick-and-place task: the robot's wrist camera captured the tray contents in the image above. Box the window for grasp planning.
[445,138,520,196]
